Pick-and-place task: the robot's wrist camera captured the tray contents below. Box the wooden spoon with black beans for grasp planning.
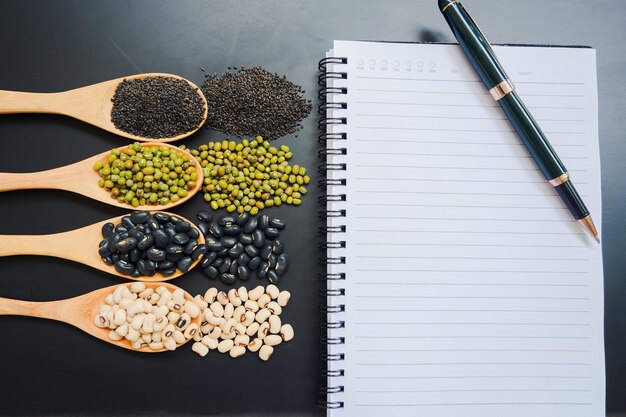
[0,73,208,142]
[0,211,206,281]
[0,282,201,353]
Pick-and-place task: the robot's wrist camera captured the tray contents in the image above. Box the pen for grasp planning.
[438,0,600,243]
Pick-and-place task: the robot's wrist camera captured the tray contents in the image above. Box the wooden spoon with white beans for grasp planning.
[0,212,205,281]
[0,142,203,211]
[0,73,208,142]
[0,282,201,353]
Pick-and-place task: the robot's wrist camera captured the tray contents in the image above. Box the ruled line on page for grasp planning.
[354,75,585,86]
[354,269,588,274]
[354,178,589,185]
[356,88,585,98]
[355,113,586,123]
[354,336,592,340]
[354,254,588,261]
[355,350,591,353]
[354,230,585,236]
[354,389,592,393]
[354,375,592,379]
[354,191,589,198]
[354,323,591,327]
[352,402,592,407]
[354,203,571,210]
[355,295,591,300]
[356,101,586,110]
[355,283,591,288]
[355,151,587,160]
[354,139,587,147]
[355,309,591,313]
[354,216,575,223]
[355,126,586,135]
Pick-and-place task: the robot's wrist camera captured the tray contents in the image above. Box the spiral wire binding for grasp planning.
[318,55,348,410]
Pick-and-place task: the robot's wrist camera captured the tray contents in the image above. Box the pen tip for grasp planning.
[577,215,600,244]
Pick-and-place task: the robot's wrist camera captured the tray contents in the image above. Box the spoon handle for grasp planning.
[0,90,71,114]
[0,297,66,320]
[0,232,84,258]
[0,161,86,192]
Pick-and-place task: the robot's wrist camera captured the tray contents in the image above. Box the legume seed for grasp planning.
[259,345,274,361]
[192,342,210,357]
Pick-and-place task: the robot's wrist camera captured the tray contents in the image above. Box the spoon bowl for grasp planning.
[0,73,208,142]
[0,212,205,281]
[0,142,203,211]
[0,282,201,353]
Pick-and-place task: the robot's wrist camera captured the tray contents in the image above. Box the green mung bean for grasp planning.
[95,143,195,207]
[182,136,309,213]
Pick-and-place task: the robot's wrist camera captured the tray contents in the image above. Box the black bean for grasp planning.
[137,234,154,251]
[102,256,114,265]
[239,233,253,245]
[236,212,250,226]
[121,216,135,230]
[187,228,200,240]
[217,248,229,258]
[219,216,236,226]
[146,218,160,231]
[243,217,257,234]
[158,260,175,270]
[209,223,224,239]
[268,254,277,269]
[184,240,198,255]
[269,218,285,230]
[258,214,270,230]
[229,260,238,274]
[153,229,169,249]
[223,224,241,236]
[112,254,120,262]
[206,239,223,252]
[252,229,265,248]
[219,258,232,273]
[257,261,269,279]
[101,223,115,238]
[264,227,280,239]
[237,252,251,266]
[131,269,142,278]
[177,256,193,273]
[213,258,225,268]
[130,248,140,263]
[260,244,272,260]
[137,259,152,275]
[161,268,176,277]
[197,210,212,223]
[165,228,176,239]
[147,248,166,262]
[127,226,143,240]
[275,253,289,276]
[228,242,245,258]
[116,237,138,253]
[198,222,210,237]
[271,239,284,255]
[248,256,263,271]
[169,216,181,224]
[166,244,184,256]
[172,233,190,245]
[144,259,157,272]
[154,212,170,223]
[238,265,251,280]
[203,265,219,280]
[114,224,127,234]
[130,211,150,224]
[175,221,191,233]
[166,252,184,262]
[99,236,109,248]
[220,236,238,248]
[114,260,134,275]
[192,245,207,261]
[120,253,130,262]
[219,273,236,285]
[245,245,259,258]
[267,270,279,284]
[201,252,217,268]
[98,245,112,258]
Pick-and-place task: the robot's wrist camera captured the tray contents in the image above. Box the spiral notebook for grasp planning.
[318,40,604,416]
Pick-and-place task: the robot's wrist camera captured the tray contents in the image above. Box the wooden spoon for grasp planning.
[0,142,203,211]
[0,73,208,142]
[0,282,200,353]
[0,212,205,281]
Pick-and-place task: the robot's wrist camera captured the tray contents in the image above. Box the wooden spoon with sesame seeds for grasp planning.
[0,211,205,281]
[0,142,203,210]
[0,73,207,142]
[0,282,201,353]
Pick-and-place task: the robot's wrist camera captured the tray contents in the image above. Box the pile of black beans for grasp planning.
[98,211,206,277]
[197,211,289,285]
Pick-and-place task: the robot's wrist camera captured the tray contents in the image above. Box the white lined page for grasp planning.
[326,41,603,417]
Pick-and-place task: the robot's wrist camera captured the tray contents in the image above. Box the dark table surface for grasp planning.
[0,1,624,416]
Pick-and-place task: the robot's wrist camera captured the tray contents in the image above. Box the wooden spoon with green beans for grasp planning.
[0,282,201,353]
[0,142,203,210]
[0,212,205,281]
[0,73,208,142]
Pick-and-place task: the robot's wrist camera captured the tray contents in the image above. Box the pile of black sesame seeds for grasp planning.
[201,66,312,140]
[111,76,206,139]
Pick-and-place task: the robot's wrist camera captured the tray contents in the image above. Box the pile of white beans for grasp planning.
[191,284,294,361]
[94,283,200,351]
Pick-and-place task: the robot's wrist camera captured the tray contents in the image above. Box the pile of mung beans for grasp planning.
[94,142,198,207]
[190,285,294,360]
[182,137,309,213]
[95,283,200,351]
